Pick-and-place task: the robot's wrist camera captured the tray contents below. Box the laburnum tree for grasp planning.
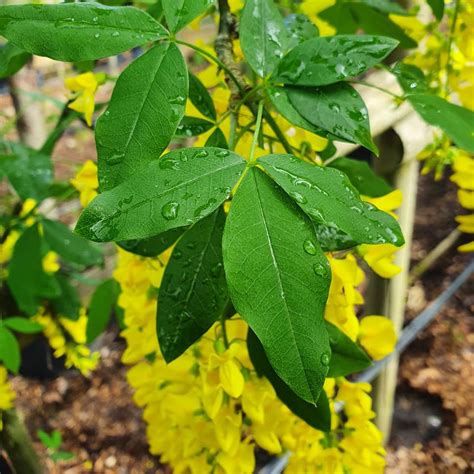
[0,0,473,472]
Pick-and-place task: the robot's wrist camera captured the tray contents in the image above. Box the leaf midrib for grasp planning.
[252,170,313,398]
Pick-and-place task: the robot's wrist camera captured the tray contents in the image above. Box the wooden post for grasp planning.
[370,113,432,441]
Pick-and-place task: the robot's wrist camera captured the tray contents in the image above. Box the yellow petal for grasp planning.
[358,316,397,360]
[219,358,244,398]
[458,240,474,252]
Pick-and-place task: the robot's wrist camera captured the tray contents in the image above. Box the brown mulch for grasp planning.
[386,173,474,473]
[12,337,165,474]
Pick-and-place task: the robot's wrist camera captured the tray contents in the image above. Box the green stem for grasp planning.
[249,101,264,163]
[444,0,460,96]
[228,112,237,150]
[220,314,229,349]
[348,80,404,100]
[0,409,46,474]
[175,40,244,95]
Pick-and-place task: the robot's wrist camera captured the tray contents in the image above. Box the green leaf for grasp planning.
[359,0,410,15]
[408,94,474,153]
[258,154,404,247]
[76,147,246,242]
[0,42,31,79]
[7,225,60,315]
[86,279,120,343]
[223,167,331,403]
[329,157,392,197]
[267,87,338,140]
[205,128,228,149]
[42,219,103,267]
[162,0,212,33]
[0,326,20,373]
[118,227,186,257]
[247,329,331,431]
[240,0,289,77]
[0,3,168,62]
[325,322,371,377]
[391,62,430,94]
[96,42,188,191]
[37,430,61,450]
[188,72,217,121]
[51,451,75,463]
[273,35,398,86]
[284,13,319,50]
[348,4,417,49]
[3,317,43,334]
[313,222,357,252]
[175,116,215,137]
[157,207,229,362]
[50,275,81,321]
[427,0,444,21]
[287,83,377,153]
[0,146,52,201]
[319,2,358,34]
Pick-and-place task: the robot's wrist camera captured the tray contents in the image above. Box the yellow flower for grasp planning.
[0,365,15,431]
[70,160,99,207]
[390,14,426,42]
[65,72,105,126]
[458,241,474,252]
[0,366,15,411]
[456,214,474,233]
[358,316,397,360]
[364,189,402,218]
[458,189,474,210]
[42,250,60,273]
[0,230,20,264]
[336,380,375,419]
[451,152,474,190]
[358,243,401,279]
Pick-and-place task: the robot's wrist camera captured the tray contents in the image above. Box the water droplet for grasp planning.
[216,150,230,158]
[195,150,209,158]
[112,31,120,37]
[187,242,196,250]
[94,33,100,39]
[320,352,330,366]
[170,95,186,105]
[92,16,98,22]
[210,263,223,278]
[313,262,328,277]
[303,239,317,255]
[289,191,307,204]
[161,201,179,220]
[173,249,183,259]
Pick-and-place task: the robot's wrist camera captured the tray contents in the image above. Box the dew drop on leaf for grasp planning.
[289,191,307,204]
[303,239,317,255]
[161,201,180,220]
[320,352,330,366]
[313,262,328,277]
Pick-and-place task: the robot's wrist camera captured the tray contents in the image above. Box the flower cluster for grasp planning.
[33,308,100,376]
[113,244,393,473]
[0,198,60,275]
[451,152,474,252]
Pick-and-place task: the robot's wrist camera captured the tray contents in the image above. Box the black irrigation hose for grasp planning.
[260,258,474,474]
[356,258,474,383]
